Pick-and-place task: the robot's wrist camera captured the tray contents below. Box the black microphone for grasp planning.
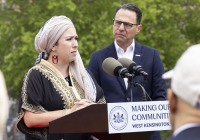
[102,57,132,78]
[118,58,148,78]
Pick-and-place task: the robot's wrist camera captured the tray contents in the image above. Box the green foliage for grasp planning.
[1,0,200,103]
[1,1,200,139]
[161,130,172,140]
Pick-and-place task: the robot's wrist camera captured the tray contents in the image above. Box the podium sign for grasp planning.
[107,101,171,134]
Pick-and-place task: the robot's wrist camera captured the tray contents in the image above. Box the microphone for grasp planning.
[118,58,148,78]
[102,57,132,78]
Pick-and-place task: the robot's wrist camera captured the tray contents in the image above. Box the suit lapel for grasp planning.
[107,42,126,90]
[133,41,142,65]
[106,42,118,59]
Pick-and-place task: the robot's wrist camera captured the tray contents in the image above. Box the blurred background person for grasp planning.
[17,15,105,140]
[0,71,9,140]
[163,44,200,140]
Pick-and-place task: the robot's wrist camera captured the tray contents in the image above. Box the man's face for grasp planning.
[113,9,142,49]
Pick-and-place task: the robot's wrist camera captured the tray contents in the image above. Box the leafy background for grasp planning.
[1,0,200,139]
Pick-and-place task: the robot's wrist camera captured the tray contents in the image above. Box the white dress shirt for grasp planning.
[114,40,135,88]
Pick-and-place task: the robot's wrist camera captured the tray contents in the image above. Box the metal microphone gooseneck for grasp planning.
[133,82,152,101]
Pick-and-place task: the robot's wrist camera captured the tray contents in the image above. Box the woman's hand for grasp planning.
[23,99,95,128]
[71,99,95,112]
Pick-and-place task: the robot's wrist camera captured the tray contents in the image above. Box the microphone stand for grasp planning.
[127,75,135,102]
[127,76,152,102]
[134,83,147,101]
[133,82,152,101]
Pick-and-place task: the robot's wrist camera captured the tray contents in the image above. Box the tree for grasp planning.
[1,0,200,98]
[1,1,200,139]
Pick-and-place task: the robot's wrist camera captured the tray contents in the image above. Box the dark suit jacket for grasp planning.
[167,126,200,140]
[88,41,166,102]
[88,41,166,140]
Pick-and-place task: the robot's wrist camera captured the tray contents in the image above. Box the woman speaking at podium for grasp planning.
[17,15,105,140]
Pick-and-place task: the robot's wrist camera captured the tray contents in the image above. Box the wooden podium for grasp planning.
[49,104,152,140]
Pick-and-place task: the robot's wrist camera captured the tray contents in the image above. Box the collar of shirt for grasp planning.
[114,40,135,59]
[114,40,135,89]
[173,123,200,137]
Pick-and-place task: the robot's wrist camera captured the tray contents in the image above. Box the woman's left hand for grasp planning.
[74,99,95,111]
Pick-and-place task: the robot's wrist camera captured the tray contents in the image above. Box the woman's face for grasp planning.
[54,27,78,64]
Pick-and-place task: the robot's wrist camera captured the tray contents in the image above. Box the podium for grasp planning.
[49,104,153,140]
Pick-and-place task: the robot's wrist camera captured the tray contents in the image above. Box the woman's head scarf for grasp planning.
[35,15,74,53]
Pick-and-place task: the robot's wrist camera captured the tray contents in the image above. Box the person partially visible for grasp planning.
[163,44,200,140]
[17,15,105,140]
[88,3,166,140]
[0,71,9,140]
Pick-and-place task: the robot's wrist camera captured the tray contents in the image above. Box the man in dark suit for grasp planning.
[88,3,166,140]
[163,44,200,140]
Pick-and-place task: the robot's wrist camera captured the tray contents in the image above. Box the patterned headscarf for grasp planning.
[35,15,74,53]
[34,15,96,102]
